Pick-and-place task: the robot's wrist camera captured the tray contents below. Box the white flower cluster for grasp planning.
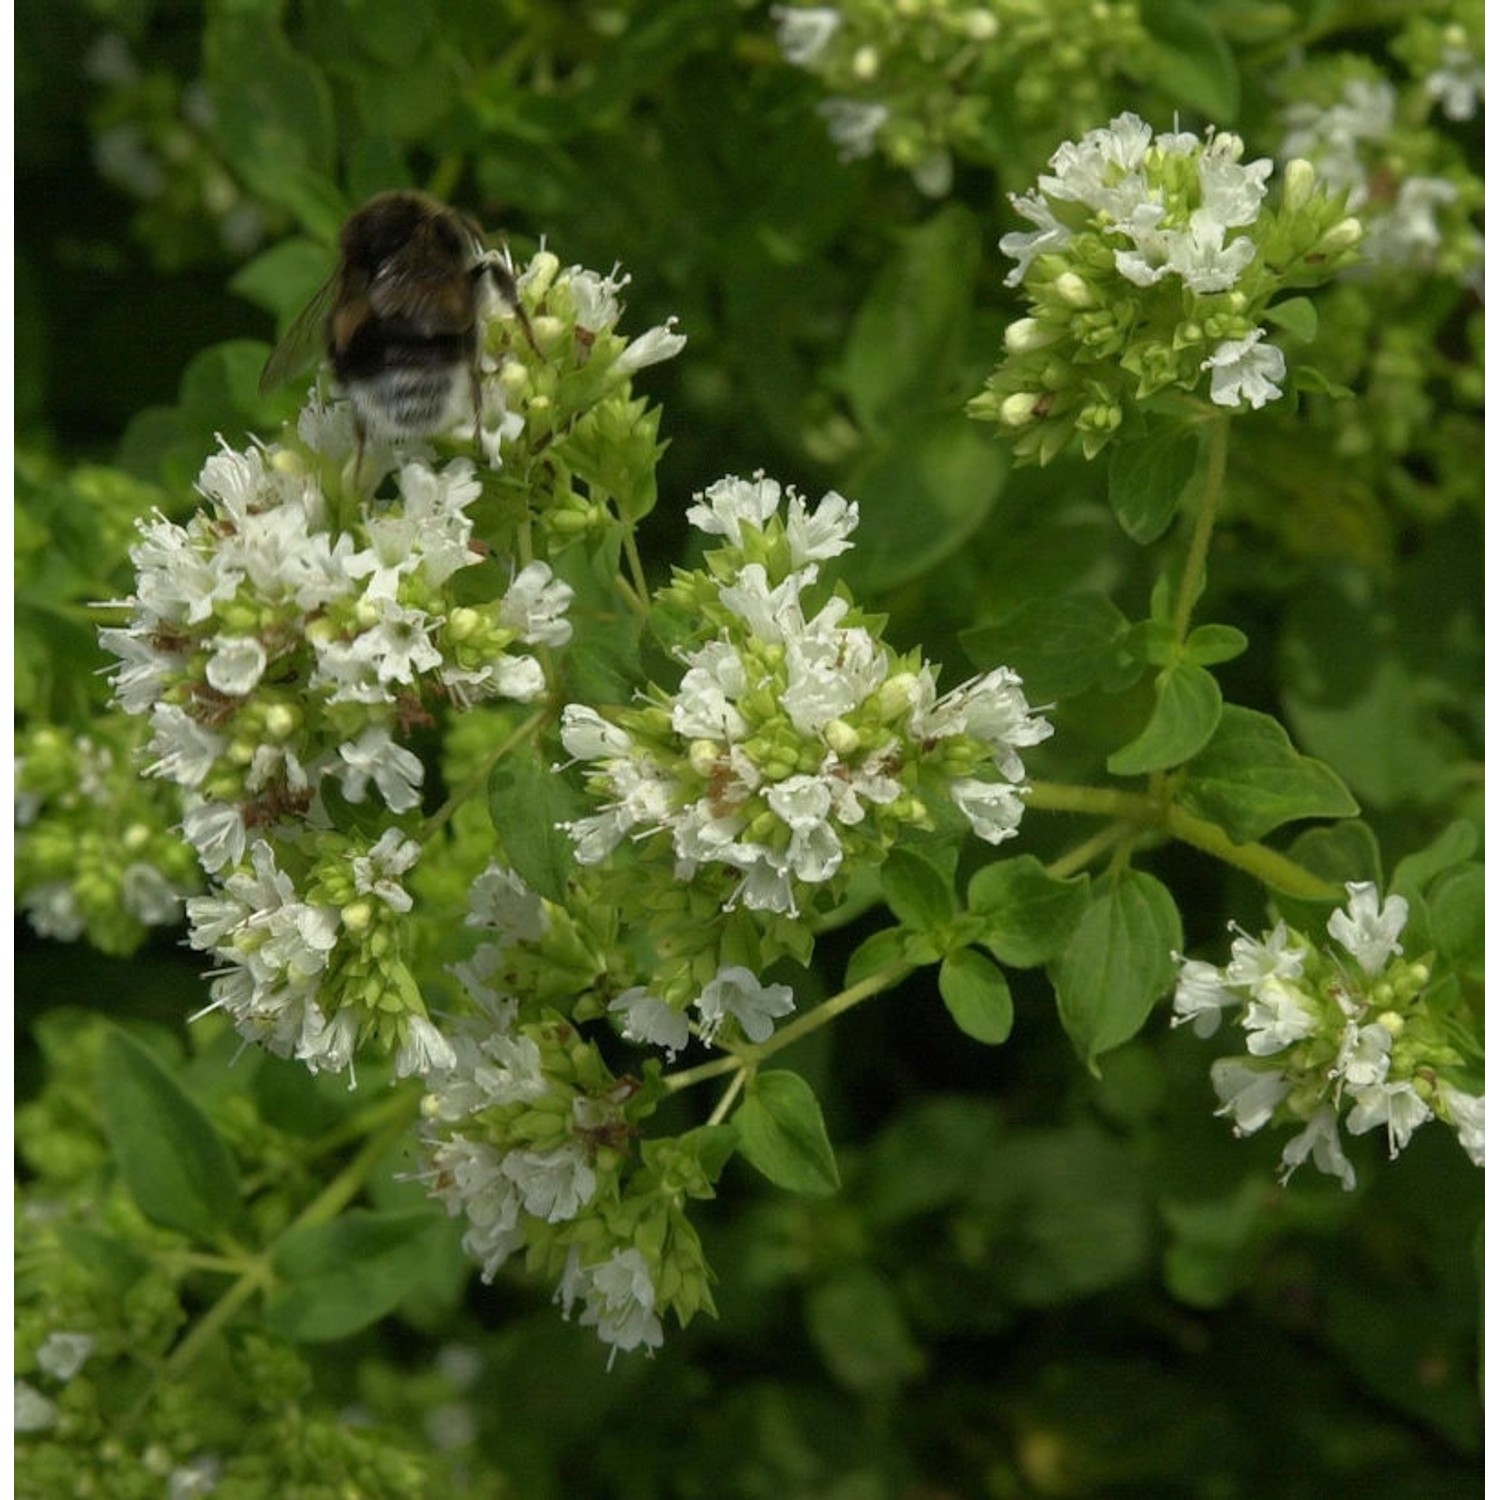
[1002,112,1288,409]
[1280,77,1467,272]
[185,829,452,1078]
[1173,883,1484,1189]
[419,984,666,1360]
[101,442,572,876]
[561,476,1050,917]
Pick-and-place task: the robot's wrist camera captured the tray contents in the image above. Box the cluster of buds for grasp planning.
[561,475,1052,928]
[419,921,731,1362]
[1173,883,1484,1189]
[15,722,199,955]
[771,0,1148,194]
[969,112,1363,463]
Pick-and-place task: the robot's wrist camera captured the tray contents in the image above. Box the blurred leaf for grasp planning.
[962,592,1133,701]
[938,948,1014,1044]
[1050,871,1182,1070]
[1139,0,1240,120]
[204,14,344,238]
[842,204,980,432]
[266,1209,455,1341]
[1178,704,1359,843]
[98,1028,243,1243]
[1264,296,1319,344]
[736,1071,840,1196]
[805,1266,925,1394]
[838,410,1008,594]
[1108,422,1199,543]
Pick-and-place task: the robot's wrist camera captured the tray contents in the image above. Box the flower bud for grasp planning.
[1281,158,1318,214]
[1315,217,1364,256]
[999,392,1041,428]
[1053,272,1096,309]
[824,718,861,757]
[1004,317,1062,354]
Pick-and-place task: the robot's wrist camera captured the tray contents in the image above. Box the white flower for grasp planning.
[1202,329,1286,409]
[1242,974,1319,1056]
[772,5,841,66]
[1425,47,1483,121]
[121,862,184,926]
[555,1246,663,1363]
[336,726,425,813]
[204,634,268,696]
[559,704,635,762]
[1172,957,1238,1037]
[616,318,686,374]
[15,1380,58,1434]
[1436,1082,1484,1167]
[146,704,225,789]
[1224,920,1306,993]
[1000,190,1073,287]
[1327,882,1407,976]
[948,777,1026,845]
[425,1136,525,1281]
[500,1143,596,1223]
[1210,1057,1291,1135]
[696,965,797,1044]
[816,98,888,160]
[609,988,692,1059]
[467,865,550,944]
[499,561,574,648]
[393,1014,456,1086]
[1278,1106,1356,1190]
[1345,1077,1432,1159]
[786,489,859,566]
[352,828,423,913]
[36,1331,95,1381]
[22,883,85,943]
[180,798,248,874]
[685,474,784,542]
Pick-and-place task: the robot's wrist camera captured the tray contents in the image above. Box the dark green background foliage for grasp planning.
[15,1,1482,1495]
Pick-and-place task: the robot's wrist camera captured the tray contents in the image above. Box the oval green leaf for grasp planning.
[939,948,1015,1044]
[98,1029,243,1243]
[735,1070,841,1196]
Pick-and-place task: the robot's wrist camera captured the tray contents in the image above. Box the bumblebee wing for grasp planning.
[258,272,340,395]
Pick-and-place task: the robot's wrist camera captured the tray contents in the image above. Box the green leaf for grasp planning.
[1183,623,1248,667]
[735,1071,841,1196]
[1107,660,1222,776]
[1050,871,1182,1071]
[1139,0,1240,120]
[805,1266,925,1394]
[204,16,344,238]
[266,1209,455,1342]
[939,949,1015,1044]
[488,743,590,904]
[1177,705,1360,843]
[961,593,1133,701]
[967,856,1089,968]
[98,1029,243,1243]
[844,926,909,991]
[1107,423,1199,544]
[842,204,980,432]
[881,847,956,936]
[838,409,1009,595]
[1263,297,1319,344]
[1393,821,1479,897]
[1428,865,1483,972]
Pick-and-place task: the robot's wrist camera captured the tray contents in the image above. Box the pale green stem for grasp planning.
[1026,779,1343,901]
[1172,411,1230,647]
